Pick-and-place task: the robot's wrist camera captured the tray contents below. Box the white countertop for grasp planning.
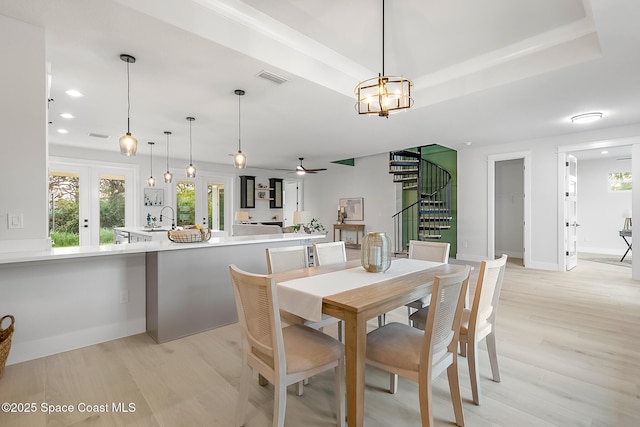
[0,233,325,265]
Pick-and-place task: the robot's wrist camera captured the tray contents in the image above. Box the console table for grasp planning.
[619,229,632,262]
[333,223,365,249]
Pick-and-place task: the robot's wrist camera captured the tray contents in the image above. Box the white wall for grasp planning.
[2,254,146,365]
[0,15,48,250]
[459,123,640,271]
[576,157,632,255]
[303,154,397,243]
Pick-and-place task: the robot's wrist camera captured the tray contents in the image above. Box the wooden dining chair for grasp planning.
[313,241,347,266]
[409,254,508,405]
[405,241,450,324]
[365,265,470,427]
[266,245,343,394]
[459,254,508,405]
[229,264,345,427]
[266,245,309,273]
[266,246,342,335]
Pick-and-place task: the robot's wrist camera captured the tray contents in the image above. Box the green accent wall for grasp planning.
[401,145,458,258]
[332,158,355,167]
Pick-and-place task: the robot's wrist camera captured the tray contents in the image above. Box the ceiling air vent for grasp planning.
[89,133,110,139]
[256,70,288,85]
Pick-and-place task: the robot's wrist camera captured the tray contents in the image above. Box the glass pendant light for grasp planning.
[147,142,156,187]
[185,117,196,178]
[233,89,247,169]
[118,54,138,155]
[163,131,173,183]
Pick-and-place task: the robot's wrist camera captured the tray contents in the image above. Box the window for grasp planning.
[608,172,632,191]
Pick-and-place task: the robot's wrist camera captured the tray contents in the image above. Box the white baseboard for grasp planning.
[6,318,145,365]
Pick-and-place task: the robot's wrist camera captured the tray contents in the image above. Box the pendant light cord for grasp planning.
[189,119,193,163]
[126,61,131,133]
[166,133,170,169]
[381,0,385,76]
[238,93,242,152]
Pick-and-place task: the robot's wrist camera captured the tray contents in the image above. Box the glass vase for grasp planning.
[361,232,391,273]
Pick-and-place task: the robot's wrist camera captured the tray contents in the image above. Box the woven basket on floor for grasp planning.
[0,315,15,378]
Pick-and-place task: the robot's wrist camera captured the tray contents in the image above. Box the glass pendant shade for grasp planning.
[147,141,155,187]
[186,164,196,178]
[163,131,173,183]
[234,150,246,169]
[119,132,137,156]
[361,232,391,273]
[233,89,247,168]
[119,54,137,155]
[185,117,196,178]
[354,0,413,117]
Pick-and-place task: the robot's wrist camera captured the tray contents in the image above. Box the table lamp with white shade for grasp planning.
[235,211,250,223]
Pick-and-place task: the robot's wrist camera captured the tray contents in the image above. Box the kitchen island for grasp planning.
[0,233,324,365]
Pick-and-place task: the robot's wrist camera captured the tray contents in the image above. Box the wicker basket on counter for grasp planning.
[0,315,15,378]
[167,228,211,243]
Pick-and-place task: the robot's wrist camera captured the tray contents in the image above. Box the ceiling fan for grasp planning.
[278,158,327,175]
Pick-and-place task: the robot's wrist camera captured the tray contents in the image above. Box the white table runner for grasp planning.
[276,258,443,322]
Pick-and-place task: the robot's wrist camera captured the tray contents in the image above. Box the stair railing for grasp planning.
[391,153,452,254]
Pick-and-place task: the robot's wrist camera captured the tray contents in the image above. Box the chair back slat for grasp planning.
[472,255,508,331]
[229,264,282,368]
[422,265,470,363]
[408,240,450,263]
[266,246,308,274]
[314,241,347,266]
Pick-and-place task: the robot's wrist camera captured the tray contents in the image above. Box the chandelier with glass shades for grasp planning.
[354,0,413,117]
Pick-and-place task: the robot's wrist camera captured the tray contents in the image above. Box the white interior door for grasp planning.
[565,154,579,270]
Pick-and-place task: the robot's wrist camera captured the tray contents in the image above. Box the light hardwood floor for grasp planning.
[1,256,639,426]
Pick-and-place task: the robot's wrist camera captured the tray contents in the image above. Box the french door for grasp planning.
[564,155,579,270]
[171,173,232,232]
[49,160,135,247]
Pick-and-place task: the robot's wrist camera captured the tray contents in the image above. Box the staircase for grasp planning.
[390,149,452,254]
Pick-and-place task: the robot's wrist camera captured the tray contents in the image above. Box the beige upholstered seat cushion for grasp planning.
[366,322,424,372]
[283,325,343,374]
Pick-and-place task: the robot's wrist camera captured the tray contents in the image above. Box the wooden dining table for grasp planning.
[272,258,466,427]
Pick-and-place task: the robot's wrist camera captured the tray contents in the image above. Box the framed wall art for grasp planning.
[339,197,364,221]
[144,188,164,206]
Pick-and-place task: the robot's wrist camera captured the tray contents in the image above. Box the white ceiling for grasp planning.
[2,0,639,171]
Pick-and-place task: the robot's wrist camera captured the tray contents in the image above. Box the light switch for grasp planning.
[8,213,23,229]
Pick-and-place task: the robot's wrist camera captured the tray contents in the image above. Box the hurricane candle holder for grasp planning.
[361,232,391,273]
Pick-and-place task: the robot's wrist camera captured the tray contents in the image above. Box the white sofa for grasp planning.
[232,223,283,236]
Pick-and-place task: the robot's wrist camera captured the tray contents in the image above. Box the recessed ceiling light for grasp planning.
[570,112,602,124]
[65,89,83,97]
[601,150,609,155]
[60,113,74,119]
[464,141,473,146]
[57,129,68,134]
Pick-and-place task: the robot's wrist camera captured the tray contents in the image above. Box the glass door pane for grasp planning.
[176,180,196,226]
[49,170,81,247]
[99,174,126,244]
[207,181,224,231]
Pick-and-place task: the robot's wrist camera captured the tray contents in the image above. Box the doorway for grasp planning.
[487,151,531,267]
[49,159,135,247]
